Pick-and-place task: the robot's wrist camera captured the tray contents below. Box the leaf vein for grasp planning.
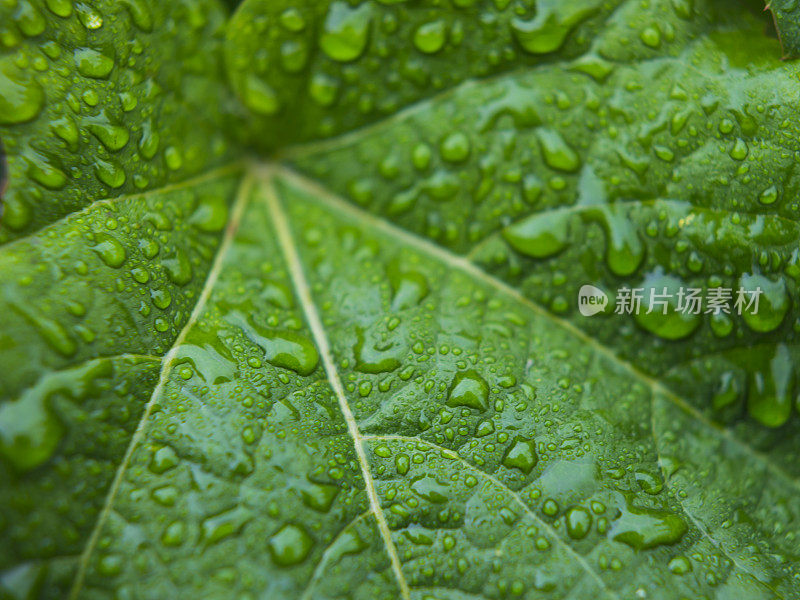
[66,170,255,600]
[259,168,412,600]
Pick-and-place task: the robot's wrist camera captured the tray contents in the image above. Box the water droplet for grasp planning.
[511,2,600,54]
[634,272,700,340]
[758,185,779,205]
[388,263,429,310]
[280,39,309,73]
[91,233,127,268]
[74,48,114,78]
[301,483,340,512]
[242,73,280,115]
[668,555,692,575]
[447,370,489,410]
[16,2,47,36]
[502,211,570,259]
[280,8,306,32]
[320,2,372,62]
[164,146,183,171]
[138,121,160,159]
[161,521,186,547]
[395,453,410,475]
[251,327,319,376]
[77,4,104,29]
[502,437,538,474]
[410,475,450,504]
[95,159,126,188]
[353,329,402,374]
[87,121,130,151]
[308,72,340,107]
[12,303,77,357]
[152,485,178,506]
[729,138,748,161]
[536,129,581,172]
[97,555,122,577]
[27,156,67,190]
[413,20,447,54]
[610,498,687,550]
[739,273,789,333]
[0,388,63,472]
[639,26,661,48]
[120,0,153,32]
[439,131,471,163]
[201,506,253,545]
[747,344,794,428]
[0,56,44,124]
[189,195,228,232]
[163,249,193,285]
[565,506,592,539]
[267,524,314,566]
[149,446,178,473]
[589,206,645,276]
[45,0,73,18]
[151,288,172,310]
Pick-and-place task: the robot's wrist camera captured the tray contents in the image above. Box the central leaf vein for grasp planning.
[260,169,412,600]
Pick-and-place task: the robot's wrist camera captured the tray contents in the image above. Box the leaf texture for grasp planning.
[2,0,800,599]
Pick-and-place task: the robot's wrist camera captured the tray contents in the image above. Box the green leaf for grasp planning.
[766,0,800,58]
[0,0,243,596]
[0,0,237,242]
[3,0,800,599]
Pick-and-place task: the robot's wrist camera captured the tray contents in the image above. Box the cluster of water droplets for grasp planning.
[0,0,234,241]
[286,0,800,427]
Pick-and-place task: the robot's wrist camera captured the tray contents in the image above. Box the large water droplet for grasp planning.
[502,437,538,474]
[739,273,789,333]
[267,524,314,566]
[301,483,340,512]
[502,211,570,259]
[447,370,489,411]
[320,2,372,62]
[611,497,687,550]
[410,475,450,504]
[354,329,402,374]
[388,263,429,310]
[413,20,447,54]
[634,272,700,340]
[92,233,127,268]
[87,120,130,151]
[747,344,794,428]
[565,506,592,539]
[0,56,44,125]
[257,328,319,376]
[163,249,193,286]
[0,360,112,472]
[536,129,581,172]
[0,389,63,472]
[201,506,253,545]
[511,1,601,54]
[189,195,228,232]
[74,48,115,79]
[13,302,77,357]
[242,73,281,116]
[587,206,644,276]
[120,0,154,32]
